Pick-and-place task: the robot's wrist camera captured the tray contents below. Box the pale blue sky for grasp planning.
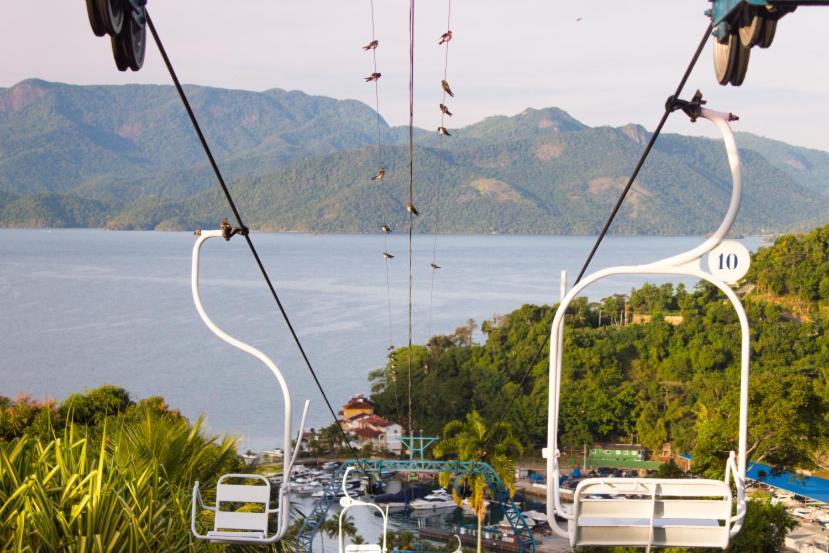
[2,1,829,149]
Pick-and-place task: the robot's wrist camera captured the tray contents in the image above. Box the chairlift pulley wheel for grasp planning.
[738,5,763,48]
[123,7,147,71]
[110,34,130,72]
[95,0,125,36]
[713,33,738,86]
[759,16,777,49]
[85,0,106,37]
[730,36,751,86]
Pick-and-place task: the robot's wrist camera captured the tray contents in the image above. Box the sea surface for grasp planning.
[0,229,762,452]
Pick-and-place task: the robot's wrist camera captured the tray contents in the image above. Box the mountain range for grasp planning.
[1,78,828,234]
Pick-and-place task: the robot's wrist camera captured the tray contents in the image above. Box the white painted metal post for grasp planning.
[560,270,567,301]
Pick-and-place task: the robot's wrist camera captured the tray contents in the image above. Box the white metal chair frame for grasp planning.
[339,467,389,553]
[190,229,310,544]
[545,108,749,550]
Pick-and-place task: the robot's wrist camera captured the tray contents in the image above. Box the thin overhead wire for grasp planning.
[406,0,416,440]
[366,0,401,425]
[144,12,363,463]
[480,21,714,453]
[369,0,383,169]
[367,0,395,353]
[428,0,452,338]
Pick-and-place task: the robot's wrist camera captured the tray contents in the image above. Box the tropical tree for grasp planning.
[0,423,233,551]
[319,512,357,553]
[432,410,523,553]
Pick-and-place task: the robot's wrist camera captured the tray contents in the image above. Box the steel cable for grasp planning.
[145,12,363,462]
[406,0,416,443]
[427,0,452,337]
[480,21,714,454]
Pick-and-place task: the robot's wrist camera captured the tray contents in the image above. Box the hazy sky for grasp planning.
[3,2,829,149]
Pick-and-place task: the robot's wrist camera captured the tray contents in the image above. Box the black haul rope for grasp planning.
[145,12,364,464]
[480,21,714,453]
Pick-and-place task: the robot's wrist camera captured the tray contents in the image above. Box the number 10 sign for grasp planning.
[707,240,751,284]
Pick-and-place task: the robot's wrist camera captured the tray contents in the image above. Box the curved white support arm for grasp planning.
[725,451,747,535]
[191,229,303,541]
[545,108,750,540]
[642,108,742,270]
[338,468,389,553]
[286,399,311,479]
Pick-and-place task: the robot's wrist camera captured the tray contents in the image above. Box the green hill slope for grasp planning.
[2,80,828,234]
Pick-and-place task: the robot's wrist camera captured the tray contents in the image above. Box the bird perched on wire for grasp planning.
[372,169,385,181]
[406,201,419,216]
[438,30,453,45]
[430,263,441,270]
[438,126,451,136]
[439,104,453,117]
[365,72,382,82]
[363,40,379,50]
[381,224,391,233]
[441,80,454,97]
[383,252,395,259]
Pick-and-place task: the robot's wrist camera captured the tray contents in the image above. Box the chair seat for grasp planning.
[578,516,722,527]
[206,530,266,542]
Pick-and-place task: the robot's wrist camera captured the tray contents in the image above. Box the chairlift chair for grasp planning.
[189,228,310,544]
[545,107,750,551]
[339,467,389,553]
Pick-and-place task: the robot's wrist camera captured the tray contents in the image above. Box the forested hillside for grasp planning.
[748,223,829,306]
[370,223,829,475]
[2,79,828,234]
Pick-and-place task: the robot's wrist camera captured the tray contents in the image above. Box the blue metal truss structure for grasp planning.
[709,0,829,31]
[294,459,535,553]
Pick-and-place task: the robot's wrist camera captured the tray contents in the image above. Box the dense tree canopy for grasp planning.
[370,226,829,475]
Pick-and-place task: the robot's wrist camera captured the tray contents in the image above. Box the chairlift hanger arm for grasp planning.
[545,105,750,548]
[190,227,310,544]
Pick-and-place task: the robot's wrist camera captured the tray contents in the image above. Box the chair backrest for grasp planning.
[213,474,271,533]
[572,477,732,548]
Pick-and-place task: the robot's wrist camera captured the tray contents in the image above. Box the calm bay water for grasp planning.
[0,229,762,451]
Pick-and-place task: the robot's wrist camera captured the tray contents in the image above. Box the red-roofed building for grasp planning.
[340,394,376,422]
[340,395,403,454]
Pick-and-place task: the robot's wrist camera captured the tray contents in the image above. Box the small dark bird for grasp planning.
[441,80,454,97]
[383,252,395,259]
[439,103,453,117]
[430,263,441,270]
[381,224,391,233]
[365,72,381,82]
[372,169,385,181]
[387,345,395,351]
[406,201,419,216]
[438,30,453,45]
[438,126,451,136]
[362,40,379,50]
[576,17,582,22]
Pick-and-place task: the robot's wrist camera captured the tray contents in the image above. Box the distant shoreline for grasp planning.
[0,226,768,241]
